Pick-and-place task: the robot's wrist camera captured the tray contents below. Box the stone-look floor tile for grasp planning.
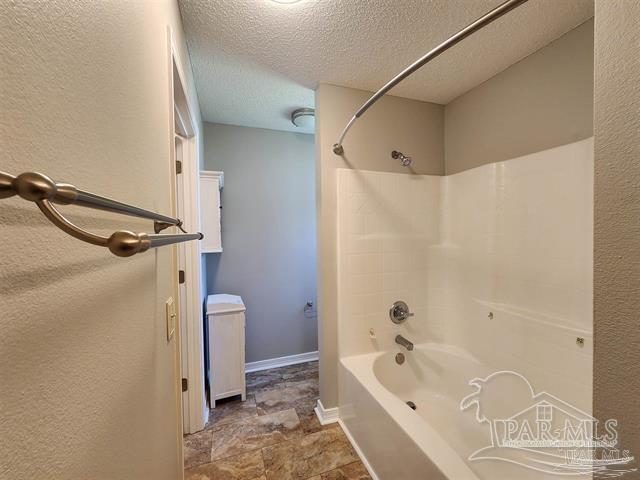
[262,426,359,480]
[284,377,319,391]
[207,395,259,429]
[187,361,335,477]
[296,406,321,435]
[280,362,319,384]
[246,362,319,394]
[184,450,265,480]
[290,389,339,435]
[246,370,286,393]
[184,429,214,469]
[255,379,319,416]
[296,407,340,435]
[210,408,302,461]
[320,461,372,480]
[261,442,296,479]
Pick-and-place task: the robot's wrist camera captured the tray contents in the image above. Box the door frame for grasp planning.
[168,28,208,435]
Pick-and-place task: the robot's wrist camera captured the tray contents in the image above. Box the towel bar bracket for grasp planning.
[154,219,187,234]
[154,221,174,233]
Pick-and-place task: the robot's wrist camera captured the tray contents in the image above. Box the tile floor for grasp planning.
[184,361,371,480]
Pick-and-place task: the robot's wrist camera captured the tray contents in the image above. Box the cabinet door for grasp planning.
[199,176,222,252]
[210,313,245,400]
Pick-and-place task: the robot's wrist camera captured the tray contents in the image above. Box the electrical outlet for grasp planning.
[166,297,176,341]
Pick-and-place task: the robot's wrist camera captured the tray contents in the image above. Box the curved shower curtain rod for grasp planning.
[332,0,530,155]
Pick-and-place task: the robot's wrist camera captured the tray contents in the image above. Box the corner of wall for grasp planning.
[593,0,640,461]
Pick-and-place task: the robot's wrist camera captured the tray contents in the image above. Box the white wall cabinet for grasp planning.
[199,170,223,253]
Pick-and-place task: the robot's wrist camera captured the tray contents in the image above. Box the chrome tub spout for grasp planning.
[395,335,414,351]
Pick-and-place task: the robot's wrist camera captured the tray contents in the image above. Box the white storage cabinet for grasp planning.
[206,294,246,407]
[199,170,223,253]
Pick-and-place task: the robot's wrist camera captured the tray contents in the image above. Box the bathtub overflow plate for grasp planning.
[395,352,405,365]
[406,401,417,410]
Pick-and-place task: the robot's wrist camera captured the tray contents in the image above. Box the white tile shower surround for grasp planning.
[336,138,594,479]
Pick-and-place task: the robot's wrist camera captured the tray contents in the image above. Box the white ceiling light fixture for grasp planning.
[291,107,315,129]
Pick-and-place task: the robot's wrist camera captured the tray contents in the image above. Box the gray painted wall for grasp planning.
[204,123,317,364]
[445,19,594,174]
[593,0,640,466]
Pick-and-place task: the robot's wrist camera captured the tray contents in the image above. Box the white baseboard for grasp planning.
[245,351,318,373]
[338,418,380,480]
[314,399,339,425]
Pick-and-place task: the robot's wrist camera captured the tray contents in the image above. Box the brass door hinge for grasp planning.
[176,160,182,174]
[182,378,188,392]
[179,270,185,284]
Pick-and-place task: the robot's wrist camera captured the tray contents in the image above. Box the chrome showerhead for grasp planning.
[392,150,412,167]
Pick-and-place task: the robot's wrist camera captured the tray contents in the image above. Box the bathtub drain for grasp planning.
[406,401,417,410]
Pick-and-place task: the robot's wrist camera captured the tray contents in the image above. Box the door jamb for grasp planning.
[168,28,208,435]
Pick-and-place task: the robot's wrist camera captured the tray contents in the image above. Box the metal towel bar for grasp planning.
[1,171,203,257]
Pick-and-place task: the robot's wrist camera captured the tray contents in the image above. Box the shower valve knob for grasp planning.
[390,301,413,324]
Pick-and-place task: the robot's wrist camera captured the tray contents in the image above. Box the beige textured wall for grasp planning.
[444,19,594,174]
[593,0,640,470]
[0,1,201,479]
[316,83,444,407]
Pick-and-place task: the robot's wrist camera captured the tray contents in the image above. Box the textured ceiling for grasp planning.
[179,0,593,134]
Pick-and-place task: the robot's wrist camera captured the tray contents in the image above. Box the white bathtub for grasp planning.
[339,343,591,480]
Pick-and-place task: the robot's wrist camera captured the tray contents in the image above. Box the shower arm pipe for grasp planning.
[0,171,203,257]
[333,0,529,155]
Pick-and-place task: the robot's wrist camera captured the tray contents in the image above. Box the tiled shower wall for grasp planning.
[337,170,442,356]
[337,138,594,412]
